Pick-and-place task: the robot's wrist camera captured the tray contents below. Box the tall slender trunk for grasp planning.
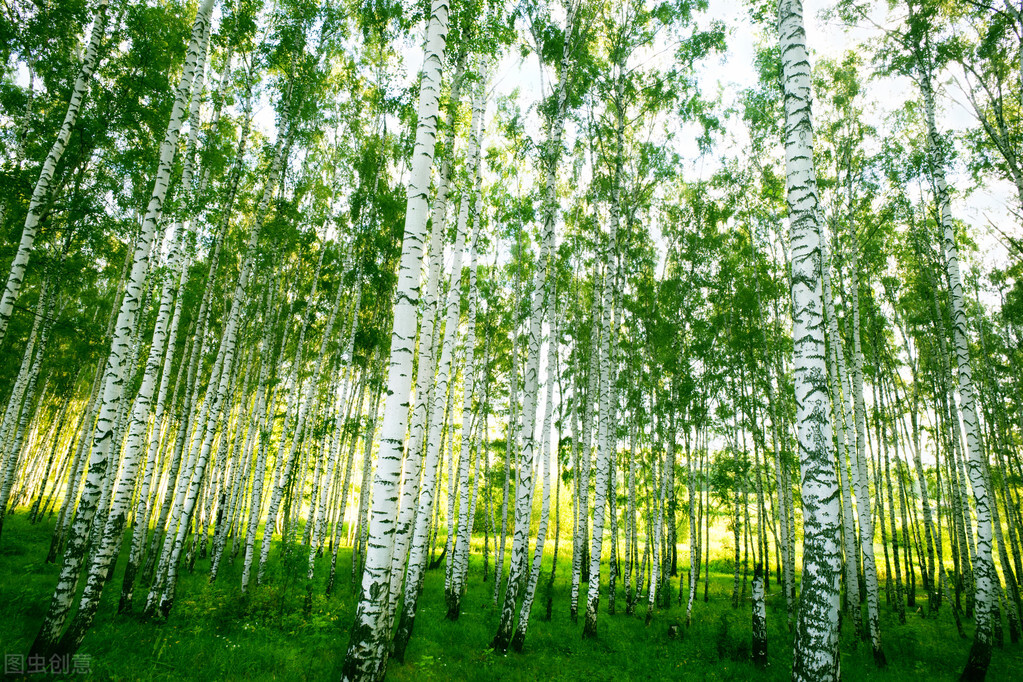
[447,81,486,619]
[937,140,998,677]
[105,9,213,606]
[573,294,600,620]
[685,427,700,625]
[628,422,640,616]
[120,248,190,610]
[912,17,998,675]
[490,188,553,651]
[645,423,666,624]
[390,159,470,658]
[0,0,109,346]
[495,319,517,606]
[877,380,907,625]
[780,0,842,678]
[340,2,449,677]
[823,251,862,637]
[28,0,215,658]
[583,59,624,638]
[511,300,559,650]
[569,346,587,620]
[845,238,886,664]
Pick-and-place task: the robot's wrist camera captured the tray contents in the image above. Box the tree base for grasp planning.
[959,639,992,682]
[445,601,461,621]
[752,640,768,669]
[872,643,887,668]
[510,628,526,652]
[491,624,512,654]
[391,612,415,664]
[582,609,598,638]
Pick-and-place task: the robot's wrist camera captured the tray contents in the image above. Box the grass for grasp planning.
[1,511,1021,680]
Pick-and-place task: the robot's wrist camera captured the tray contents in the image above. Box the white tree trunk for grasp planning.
[573,294,600,621]
[445,67,487,619]
[353,376,382,573]
[822,250,862,636]
[398,56,467,557]
[28,0,215,657]
[120,248,189,610]
[340,1,449,677]
[646,429,665,623]
[920,59,998,679]
[389,183,467,626]
[0,0,109,346]
[492,194,554,650]
[110,12,212,608]
[779,0,842,678]
[494,312,518,607]
[511,298,559,650]
[147,127,291,617]
[384,117,470,628]
[845,239,885,665]
[584,63,624,638]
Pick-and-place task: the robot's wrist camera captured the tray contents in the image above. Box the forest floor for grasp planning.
[1,512,1021,680]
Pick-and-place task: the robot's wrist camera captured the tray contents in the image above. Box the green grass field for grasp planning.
[1,512,1020,680]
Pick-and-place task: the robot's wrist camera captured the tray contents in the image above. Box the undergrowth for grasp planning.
[0,513,1020,680]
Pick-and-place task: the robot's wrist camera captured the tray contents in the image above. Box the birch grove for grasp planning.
[0,0,1021,680]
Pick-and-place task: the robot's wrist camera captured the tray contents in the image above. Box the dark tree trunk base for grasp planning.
[491,632,510,653]
[752,640,768,669]
[872,643,888,668]
[583,606,598,638]
[752,565,767,669]
[391,610,415,663]
[959,639,992,682]
[119,562,139,614]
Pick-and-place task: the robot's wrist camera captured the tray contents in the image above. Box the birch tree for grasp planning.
[779,0,843,679]
[27,0,217,658]
[339,1,449,677]
[0,0,109,347]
